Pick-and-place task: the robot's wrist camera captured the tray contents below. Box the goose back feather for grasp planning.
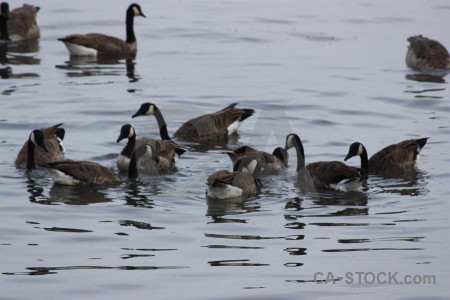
[0,3,40,42]
[406,35,450,70]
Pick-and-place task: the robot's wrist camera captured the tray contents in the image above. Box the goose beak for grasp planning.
[344,153,352,161]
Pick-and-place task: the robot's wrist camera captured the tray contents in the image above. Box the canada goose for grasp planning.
[17,129,48,170]
[132,102,255,142]
[286,133,366,192]
[15,123,65,169]
[406,35,450,70]
[0,3,40,42]
[116,123,185,171]
[226,144,289,175]
[43,144,157,185]
[207,157,262,199]
[58,3,145,57]
[344,138,428,175]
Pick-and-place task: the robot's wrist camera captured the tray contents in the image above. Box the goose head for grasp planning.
[129,3,146,18]
[0,2,9,18]
[233,157,261,179]
[344,142,365,161]
[117,124,135,143]
[132,102,156,118]
[128,143,159,179]
[285,133,301,150]
[272,146,289,164]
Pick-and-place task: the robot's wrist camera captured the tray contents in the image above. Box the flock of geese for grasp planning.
[15,101,429,199]
[3,2,443,199]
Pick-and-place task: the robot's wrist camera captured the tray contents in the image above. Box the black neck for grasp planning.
[128,151,139,179]
[359,145,369,174]
[154,108,171,140]
[122,132,136,158]
[294,139,306,172]
[125,8,136,43]
[26,140,36,170]
[0,16,9,41]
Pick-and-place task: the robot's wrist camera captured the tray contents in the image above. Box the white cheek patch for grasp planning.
[133,6,140,16]
[30,132,36,145]
[357,144,364,156]
[147,105,155,115]
[129,127,135,138]
[286,135,294,148]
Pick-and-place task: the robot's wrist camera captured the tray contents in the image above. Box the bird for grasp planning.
[116,123,185,171]
[131,102,255,142]
[0,2,40,42]
[286,133,367,192]
[406,35,450,70]
[206,157,262,199]
[43,144,157,185]
[16,129,49,171]
[226,143,289,176]
[344,138,428,175]
[58,3,145,57]
[15,123,65,169]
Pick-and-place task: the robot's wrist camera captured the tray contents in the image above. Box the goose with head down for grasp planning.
[406,35,450,70]
[0,2,40,42]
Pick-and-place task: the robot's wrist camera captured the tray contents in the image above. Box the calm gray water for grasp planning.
[1,0,449,299]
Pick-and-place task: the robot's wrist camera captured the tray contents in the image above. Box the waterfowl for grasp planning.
[0,2,40,42]
[226,144,289,175]
[406,35,450,70]
[17,129,48,170]
[15,123,65,169]
[206,157,262,199]
[116,124,185,171]
[344,138,428,175]
[286,133,366,192]
[132,102,255,142]
[58,3,145,57]
[43,144,157,185]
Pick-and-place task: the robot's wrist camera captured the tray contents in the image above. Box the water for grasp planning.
[1,0,449,299]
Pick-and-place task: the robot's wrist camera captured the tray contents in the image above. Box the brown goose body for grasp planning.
[227,145,288,175]
[345,138,428,175]
[58,4,145,57]
[406,35,450,70]
[286,133,366,192]
[132,102,255,142]
[116,124,185,171]
[15,123,65,169]
[206,157,261,199]
[0,3,40,42]
[44,144,157,186]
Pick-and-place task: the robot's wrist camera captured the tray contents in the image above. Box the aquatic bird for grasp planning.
[206,157,262,199]
[344,138,428,175]
[0,2,40,42]
[43,144,157,185]
[132,102,255,142]
[16,129,48,170]
[226,143,289,175]
[58,3,145,57]
[15,123,65,169]
[286,133,367,192]
[116,124,185,171]
[406,35,450,70]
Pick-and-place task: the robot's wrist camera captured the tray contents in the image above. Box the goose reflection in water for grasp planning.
[55,57,140,82]
[369,169,429,197]
[206,197,262,224]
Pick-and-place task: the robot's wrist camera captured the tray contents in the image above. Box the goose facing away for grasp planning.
[58,3,145,57]
[344,138,428,175]
[17,129,49,170]
[406,35,450,70]
[15,123,65,169]
[116,124,185,171]
[226,143,289,176]
[132,102,255,142]
[207,157,262,199]
[43,144,157,185]
[286,133,366,192]
[0,3,40,42]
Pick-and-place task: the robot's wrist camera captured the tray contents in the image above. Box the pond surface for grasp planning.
[1,0,449,299]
